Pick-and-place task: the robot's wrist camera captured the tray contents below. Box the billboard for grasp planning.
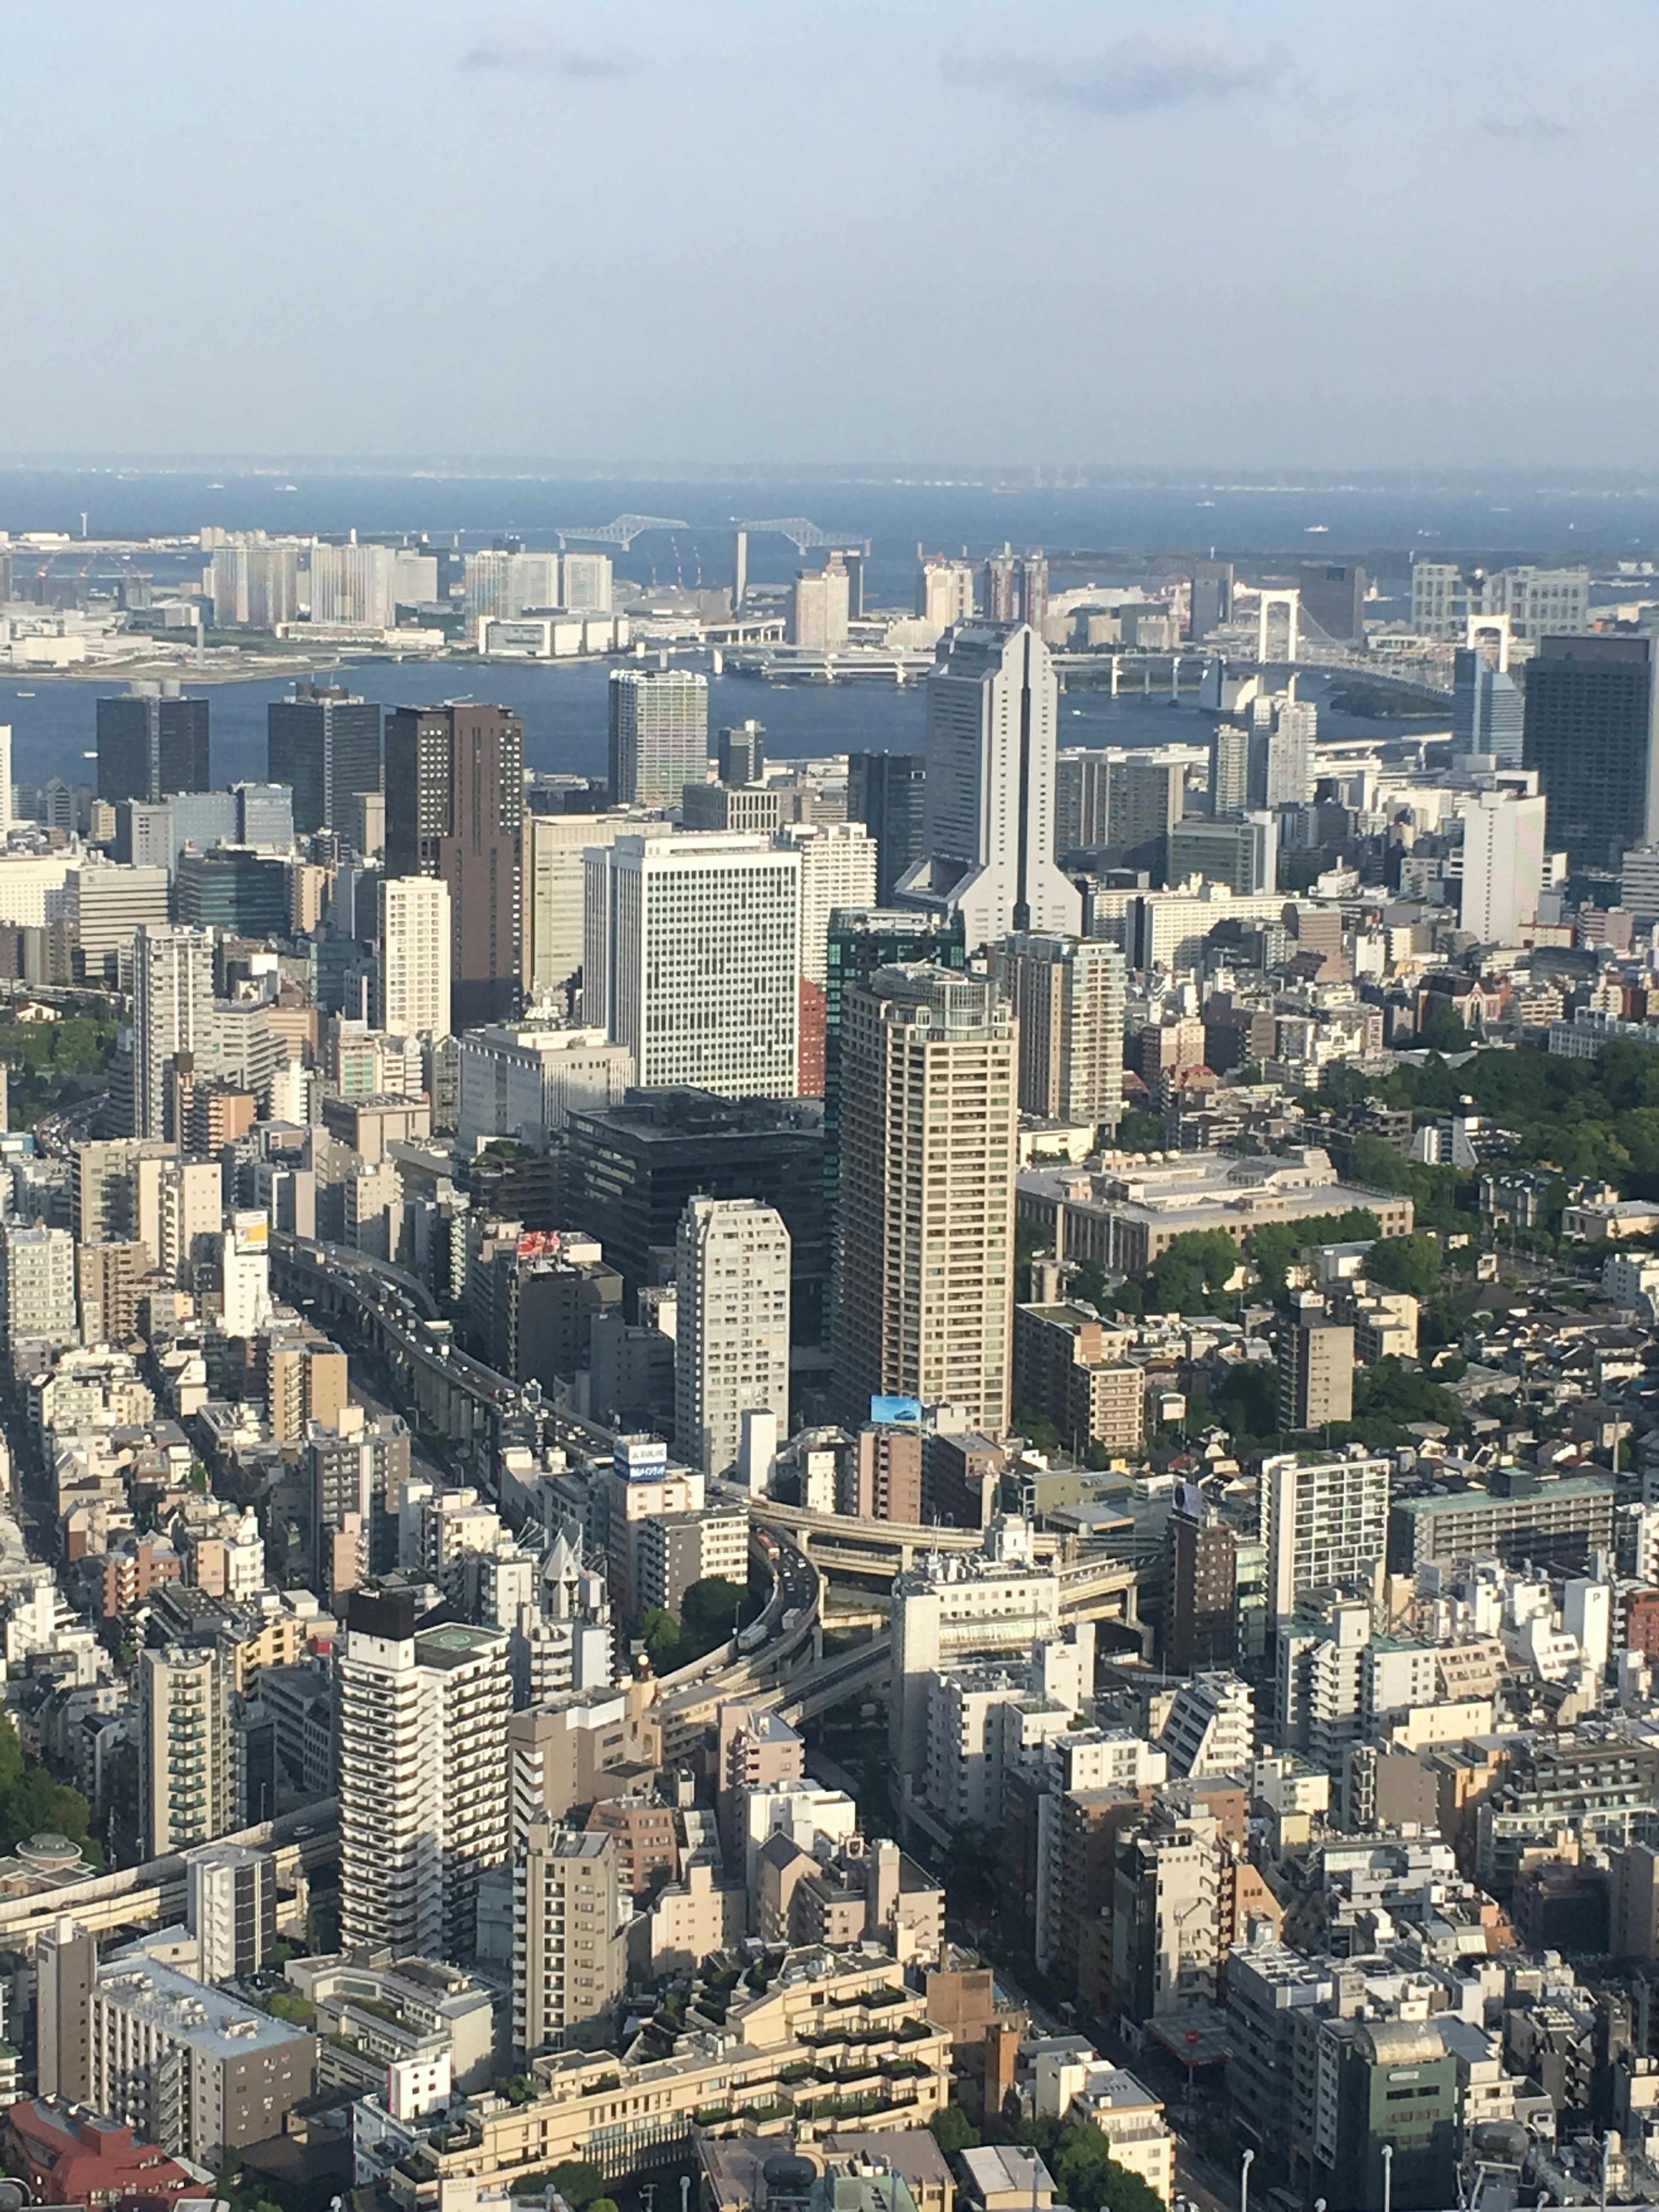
[869,1395,924,1427]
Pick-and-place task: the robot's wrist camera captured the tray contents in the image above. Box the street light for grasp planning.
[1240,2147,1254,2212]
[1382,2142,1394,2212]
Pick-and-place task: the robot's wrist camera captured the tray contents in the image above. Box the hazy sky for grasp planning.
[3,0,1653,470]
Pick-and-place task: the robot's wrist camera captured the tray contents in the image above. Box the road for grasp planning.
[1176,2137,1242,2212]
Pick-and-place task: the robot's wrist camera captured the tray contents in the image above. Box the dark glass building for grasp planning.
[1523,633,1659,873]
[1297,560,1367,645]
[173,850,289,937]
[267,683,382,836]
[847,751,926,904]
[566,1089,826,1343]
[386,703,524,1029]
[96,691,210,804]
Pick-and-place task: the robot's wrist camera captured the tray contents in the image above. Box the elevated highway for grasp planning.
[268,1239,1141,1753]
[0,1800,339,1958]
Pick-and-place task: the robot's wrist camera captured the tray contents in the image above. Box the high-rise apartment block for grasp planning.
[583,831,800,1096]
[339,1588,511,1962]
[267,683,382,835]
[675,1197,791,1477]
[1208,725,1250,817]
[513,1821,627,2057]
[133,925,216,1140]
[993,934,1125,1131]
[0,1222,78,1362]
[898,623,1081,944]
[1277,1311,1355,1431]
[835,965,1017,1433]
[385,703,524,1029]
[207,533,303,629]
[188,1843,278,1981]
[96,689,210,804]
[848,751,927,905]
[980,547,1048,629]
[1460,780,1548,946]
[138,1644,232,1858]
[788,554,851,651]
[308,539,399,628]
[916,556,976,633]
[1523,633,1659,873]
[379,874,453,1040]
[1261,1450,1391,1619]
[607,668,709,810]
[785,820,878,987]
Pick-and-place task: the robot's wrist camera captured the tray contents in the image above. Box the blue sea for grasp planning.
[8,459,1642,788]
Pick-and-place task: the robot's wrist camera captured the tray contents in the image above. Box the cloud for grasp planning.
[463,21,637,78]
[1481,112,1573,140]
[942,38,1284,120]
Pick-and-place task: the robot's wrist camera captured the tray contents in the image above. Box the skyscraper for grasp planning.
[823,909,967,1218]
[1524,633,1659,874]
[783,820,878,987]
[379,874,453,1039]
[897,623,1081,944]
[788,554,851,651]
[916,556,976,633]
[1208,724,1250,815]
[1189,560,1234,639]
[1459,780,1547,946]
[607,668,709,810]
[583,831,800,1096]
[1055,750,1113,854]
[307,539,398,627]
[978,545,1047,628]
[847,751,927,905]
[1297,562,1367,645]
[717,719,766,786]
[1451,647,1525,767]
[992,934,1125,1132]
[132,925,215,1140]
[385,703,524,1029]
[339,1587,511,1961]
[96,689,210,804]
[834,965,1017,1433]
[675,1196,792,1476]
[267,683,382,836]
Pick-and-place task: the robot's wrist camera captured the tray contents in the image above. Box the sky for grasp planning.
[1,0,1653,472]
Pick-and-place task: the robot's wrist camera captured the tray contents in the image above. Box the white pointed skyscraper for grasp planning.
[896,621,1081,945]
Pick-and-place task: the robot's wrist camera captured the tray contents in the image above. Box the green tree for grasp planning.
[1117,1107,1164,1150]
[1013,1405,1062,1454]
[930,2107,981,2154]
[637,1608,683,1672]
[1420,1005,1471,1053]
[548,2164,606,2210]
[1148,1229,1240,1315]
[679,1576,756,1659]
[1363,1231,1442,1298]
